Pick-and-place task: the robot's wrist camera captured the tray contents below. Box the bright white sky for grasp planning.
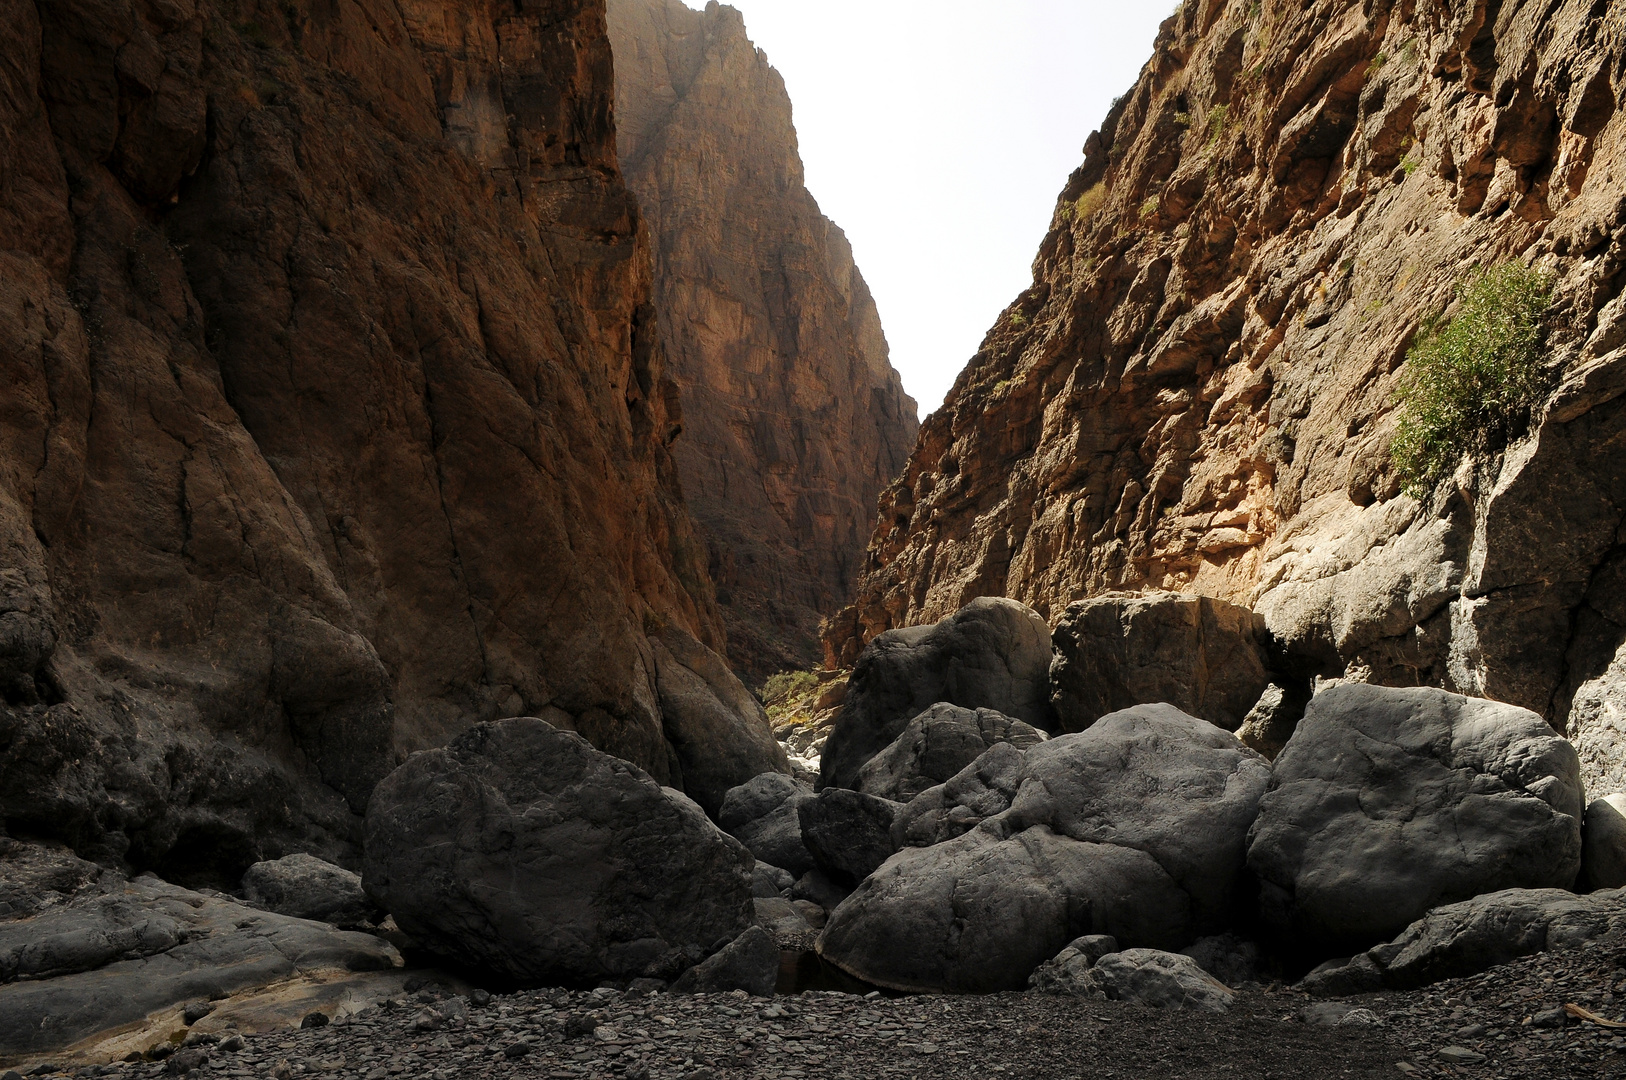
[710,1,1172,416]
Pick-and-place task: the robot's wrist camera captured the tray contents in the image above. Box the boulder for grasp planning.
[1235,683,1309,760]
[753,897,816,944]
[718,773,816,878]
[817,705,1271,993]
[362,718,754,986]
[0,848,400,1059]
[818,598,1053,791]
[1582,794,1626,890]
[650,627,793,817]
[669,926,780,996]
[1090,949,1235,1012]
[752,862,794,899]
[1247,684,1585,954]
[798,789,903,887]
[1027,935,1118,996]
[1302,887,1626,995]
[1180,934,1261,986]
[790,870,850,911]
[891,742,1029,849]
[1049,592,1274,733]
[241,854,373,928]
[855,703,1048,802]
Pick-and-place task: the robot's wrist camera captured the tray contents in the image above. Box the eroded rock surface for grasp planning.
[361,719,753,987]
[855,702,1047,803]
[608,0,918,681]
[1248,684,1584,955]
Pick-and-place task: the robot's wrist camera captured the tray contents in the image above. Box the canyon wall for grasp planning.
[0,0,732,878]
[826,0,1626,786]
[607,0,918,684]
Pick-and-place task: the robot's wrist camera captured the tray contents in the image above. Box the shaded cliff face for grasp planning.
[0,0,724,875]
[607,0,919,684]
[827,1,1626,782]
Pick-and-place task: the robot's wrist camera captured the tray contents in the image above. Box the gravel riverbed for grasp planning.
[13,939,1626,1080]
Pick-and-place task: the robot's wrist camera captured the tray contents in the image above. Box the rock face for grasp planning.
[607,0,918,682]
[240,854,372,929]
[821,0,1626,795]
[0,0,734,877]
[855,702,1048,802]
[1248,684,1584,955]
[1049,592,1275,732]
[819,598,1054,791]
[817,705,1270,993]
[0,840,399,1059]
[361,719,754,987]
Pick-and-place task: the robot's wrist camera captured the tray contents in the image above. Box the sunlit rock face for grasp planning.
[609,0,919,684]
[0,0,727,872]
[824,0,1626,791]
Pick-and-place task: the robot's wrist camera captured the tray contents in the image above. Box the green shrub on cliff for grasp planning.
[1390,262,1554,494]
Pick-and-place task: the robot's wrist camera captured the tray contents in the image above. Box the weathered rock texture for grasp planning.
[607,0,918,681]
[0,0,732,876]
[822,0,1626,793]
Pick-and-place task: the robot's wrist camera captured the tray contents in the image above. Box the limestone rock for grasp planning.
[669,926,780,997]
[819,598,1054,792]
[1583,794,1626,891]
[718,773,816,878]
[607,0,917,681]
[1247,684,1584,955]
[820,0,1626,777]
[0,0,725,872]
[797,789,902,887]
[240,854,373,929]
[855,702,1048,802]
[650,626,791,818]
[361,719,754,986]
[816,705,1270,993]
[1089,949,1236,1012]
[1049,592,1274,732]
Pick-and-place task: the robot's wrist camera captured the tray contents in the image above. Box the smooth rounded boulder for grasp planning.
[855,702,1048,802]
[1246,684,1584,955]
[241,853,374,928]
[718,773,816,878]
[817,705,1271,993]
[818,598,1053,791]
[362,718,754,986]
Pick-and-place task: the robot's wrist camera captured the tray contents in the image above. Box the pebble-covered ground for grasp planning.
[10,938,1626,1080]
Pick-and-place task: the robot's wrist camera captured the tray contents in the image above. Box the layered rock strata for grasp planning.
[0,0,736,877]
[608,0,919,681]
[823,0,1626,788]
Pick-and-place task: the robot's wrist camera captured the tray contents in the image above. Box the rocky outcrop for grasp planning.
[1248,684,1584,955]
[361,719,754,987]
[0,0,738,877]
[822,0,1626,793]
[607,0,919,682]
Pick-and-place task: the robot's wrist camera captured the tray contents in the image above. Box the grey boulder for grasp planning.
[1027,934,1118,996]
[1049,592,1273,733]
[752,862,794,899]
[798,788,903,887]
[362,718,754,986]
[1303,886,1626,995]
[1235,683,1309,760]
[1090,949,1235,1012]
[1582,793,1626,891]
[651,627,792,817]
[669,926,780,997]
[817,705,1271,993]
[819,598,1053,791]
[855,702,1047,802]
[1247,684,1584,954]
[241,853,374,928]
[718,773,816,878]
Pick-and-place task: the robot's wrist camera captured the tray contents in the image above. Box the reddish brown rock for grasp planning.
[608,0,918,683]
[826,1,1626,793]
[0,0,743,877]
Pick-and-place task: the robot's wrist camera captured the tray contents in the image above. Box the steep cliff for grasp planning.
[826,0,1626,787]
[0,0,734,878]
[607,0,918,684]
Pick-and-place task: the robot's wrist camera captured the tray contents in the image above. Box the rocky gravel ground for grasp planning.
[12,938,1626,1080]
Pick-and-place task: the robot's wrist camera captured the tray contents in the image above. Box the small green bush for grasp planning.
[762,669,818,707]
[1390,262,1554,494]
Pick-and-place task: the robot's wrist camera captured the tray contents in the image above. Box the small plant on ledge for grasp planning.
[1390,261,1554,495]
